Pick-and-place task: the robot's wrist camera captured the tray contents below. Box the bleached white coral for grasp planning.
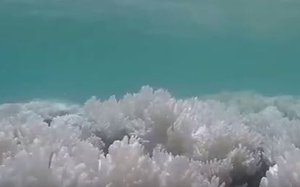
[1,86,300,187]
[260,148,300,187]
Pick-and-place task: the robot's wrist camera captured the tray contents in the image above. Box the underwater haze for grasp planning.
[1,0,300,102]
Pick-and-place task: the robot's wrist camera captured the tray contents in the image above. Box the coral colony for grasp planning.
[0,86,300,187]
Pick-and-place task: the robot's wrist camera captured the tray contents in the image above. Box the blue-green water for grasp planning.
[1,0,300,102]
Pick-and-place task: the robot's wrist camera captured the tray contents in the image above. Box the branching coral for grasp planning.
[0,86,300,187]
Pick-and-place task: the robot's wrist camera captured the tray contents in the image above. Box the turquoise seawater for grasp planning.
[1,0,300,102]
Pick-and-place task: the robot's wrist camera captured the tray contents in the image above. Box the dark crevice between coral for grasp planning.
[43,110,71,127]
[44,118,52,127]
[230,148,271,187]
[94,129,129,155]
